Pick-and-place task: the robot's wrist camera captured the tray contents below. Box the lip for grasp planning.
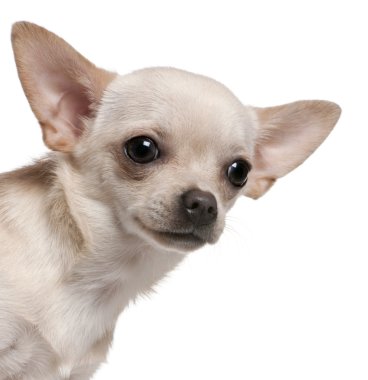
[135,218,207,251]
[156,230,205,244]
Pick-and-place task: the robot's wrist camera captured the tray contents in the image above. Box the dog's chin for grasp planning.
[133,218,213,253]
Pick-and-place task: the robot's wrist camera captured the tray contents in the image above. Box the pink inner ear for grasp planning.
[58,89,91,137]
[38,68,93,140]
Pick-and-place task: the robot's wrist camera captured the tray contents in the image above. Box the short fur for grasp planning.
[0,22,341,379]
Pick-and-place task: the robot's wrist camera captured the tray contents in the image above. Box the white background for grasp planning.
[1,1,367,379]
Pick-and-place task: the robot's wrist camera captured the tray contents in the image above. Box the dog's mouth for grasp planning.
[135,218,208,251]
[156,229,205,244]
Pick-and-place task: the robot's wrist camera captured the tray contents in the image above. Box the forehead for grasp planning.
[97,68,256,156]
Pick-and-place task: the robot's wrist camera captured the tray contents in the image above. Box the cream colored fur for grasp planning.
[0,22,341,379]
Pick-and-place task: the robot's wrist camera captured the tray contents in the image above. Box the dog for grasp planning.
[0,21,341,379]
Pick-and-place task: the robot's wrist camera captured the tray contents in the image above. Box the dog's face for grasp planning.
[11,22,341,253]
[79,69,256,252]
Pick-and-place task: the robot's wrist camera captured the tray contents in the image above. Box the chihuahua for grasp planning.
[0,22,341,379]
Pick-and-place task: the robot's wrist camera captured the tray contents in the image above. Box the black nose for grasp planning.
[182,189,218,226]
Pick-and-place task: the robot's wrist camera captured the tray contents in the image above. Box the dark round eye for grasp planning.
[125,136,159,164]
[227,160,251,187]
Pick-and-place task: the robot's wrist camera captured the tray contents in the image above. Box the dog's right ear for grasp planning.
[11,22,116,152]
[244,100,341,199]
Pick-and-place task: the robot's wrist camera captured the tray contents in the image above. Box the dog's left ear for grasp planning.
[244,100,341,199]
[11,21,116,152]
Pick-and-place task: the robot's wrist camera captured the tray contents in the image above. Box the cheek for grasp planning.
[217,176,239,205]
[217,186,241,218]
[105,162,171,212]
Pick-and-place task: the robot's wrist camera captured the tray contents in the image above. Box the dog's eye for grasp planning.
[125,136,159,164]
[227,160,251,187]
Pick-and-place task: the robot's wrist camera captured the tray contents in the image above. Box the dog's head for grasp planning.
[11,22,341,253]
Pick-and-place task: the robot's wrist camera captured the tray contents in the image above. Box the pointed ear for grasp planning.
[11,22,116,152]
[244,100,341,199]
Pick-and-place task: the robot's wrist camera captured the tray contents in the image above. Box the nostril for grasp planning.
[191,202,199,210]
[208,206,215,214]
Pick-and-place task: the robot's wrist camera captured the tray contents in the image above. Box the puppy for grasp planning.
[0,22,341,379]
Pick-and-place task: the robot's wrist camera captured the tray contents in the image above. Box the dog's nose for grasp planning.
[182,189,218,226]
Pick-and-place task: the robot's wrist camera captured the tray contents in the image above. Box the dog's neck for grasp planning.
[51,155,184,359]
